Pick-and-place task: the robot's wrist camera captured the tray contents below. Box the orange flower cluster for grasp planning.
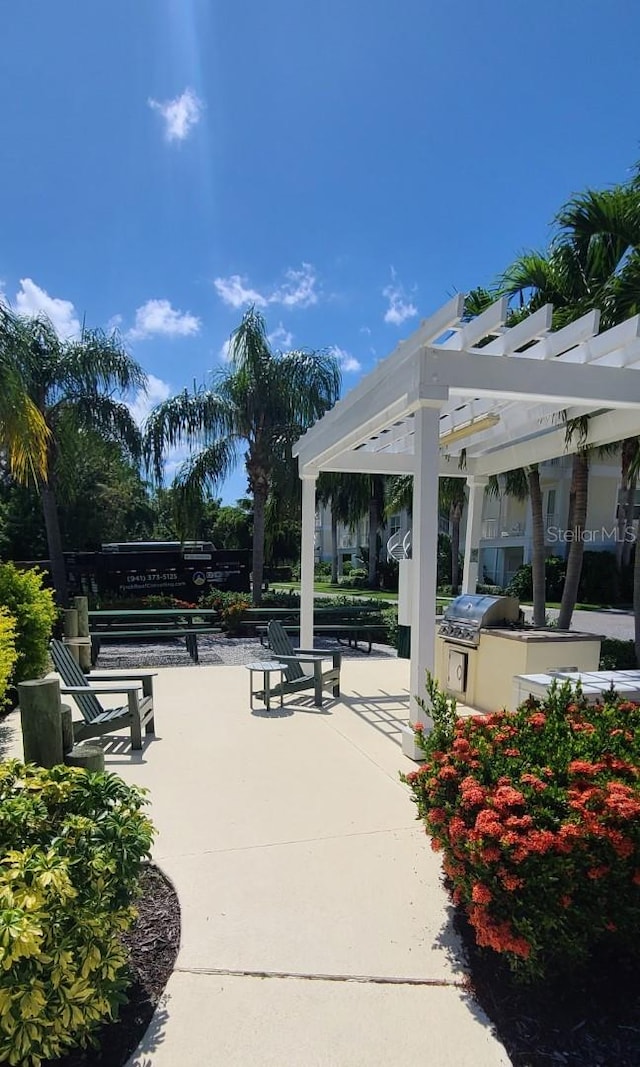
[403,680,640,978]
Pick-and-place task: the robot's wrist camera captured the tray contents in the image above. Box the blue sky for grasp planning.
[2,0,639,503]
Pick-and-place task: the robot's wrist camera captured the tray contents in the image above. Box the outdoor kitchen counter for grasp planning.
[484,627,606,642]
[435,627,603,714]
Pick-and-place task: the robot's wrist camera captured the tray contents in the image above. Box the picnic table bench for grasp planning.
[89,608,221,664]
[234,602,388,652]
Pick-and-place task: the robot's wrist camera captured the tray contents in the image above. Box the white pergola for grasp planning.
[292,293,640,727]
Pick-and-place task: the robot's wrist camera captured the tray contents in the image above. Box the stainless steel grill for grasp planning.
[438,594,520,647]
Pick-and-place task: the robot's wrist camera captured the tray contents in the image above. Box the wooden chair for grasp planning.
[49,639,156,750]
[265,621,341,707]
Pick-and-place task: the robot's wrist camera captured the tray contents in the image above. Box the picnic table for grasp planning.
[89,608,222,664]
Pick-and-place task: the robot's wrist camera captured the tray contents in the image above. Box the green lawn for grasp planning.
[270,581,450,611]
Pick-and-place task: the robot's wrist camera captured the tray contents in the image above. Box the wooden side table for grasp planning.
[245,661,287,711]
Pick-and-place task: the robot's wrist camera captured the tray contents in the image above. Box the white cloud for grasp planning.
[218,336,233,361]
[382,269,418,326]
[328,344,361,374]
[14,278,81,338]
[271,263,318,308]
[214,263,319,311]
[128,299,200,341]
[148,88,203,143]
[268,324,294,350]
[213,275,268,309]
[128,374,172,428]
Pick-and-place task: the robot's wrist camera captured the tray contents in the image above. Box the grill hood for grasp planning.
[443,594,520,628]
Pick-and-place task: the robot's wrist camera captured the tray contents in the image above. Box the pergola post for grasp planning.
[405,404,441,743]
[462,475,489,594]
[300,473,317,648]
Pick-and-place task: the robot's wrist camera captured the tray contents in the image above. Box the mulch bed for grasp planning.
[45,864,180,1067]
[454,907,640,1066]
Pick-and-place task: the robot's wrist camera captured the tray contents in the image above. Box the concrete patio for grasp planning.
[6,657,510,1066]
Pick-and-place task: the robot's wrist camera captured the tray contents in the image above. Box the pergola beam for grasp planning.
[420,345,640,409]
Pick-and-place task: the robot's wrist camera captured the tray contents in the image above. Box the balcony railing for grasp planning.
[481,520,525,539]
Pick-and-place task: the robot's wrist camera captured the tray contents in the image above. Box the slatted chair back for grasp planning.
[50,639,102,723]
[267,621,304,682]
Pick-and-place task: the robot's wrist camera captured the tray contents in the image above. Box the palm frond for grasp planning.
[143,388,236,480]
[61,329,146,395]
[174,438,238,499]
[64,396,143,461]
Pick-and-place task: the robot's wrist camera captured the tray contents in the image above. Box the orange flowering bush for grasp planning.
[402,675,640,980]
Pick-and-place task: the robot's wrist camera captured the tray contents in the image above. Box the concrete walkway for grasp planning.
[7,660,510,1066]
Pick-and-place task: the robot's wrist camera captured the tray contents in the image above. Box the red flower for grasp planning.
[527,712,546,729]
[493,785,526,810]
[460,776,487,808]
[471,883,493,904]
[587,866,610,880]
[561,895,572,909]
[632,871,640,886]
[568,760,600,777]
[500,871,524,892]
[474,810,503,837]
[413,722,424,733]
[520,773,547,792]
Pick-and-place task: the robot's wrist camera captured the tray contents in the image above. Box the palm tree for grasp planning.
[0,302,49,484]
[439,478,466,593]
[145,308,340,605]
[317,473,370,583]
[9,312,146,604]
[499,181,640,628]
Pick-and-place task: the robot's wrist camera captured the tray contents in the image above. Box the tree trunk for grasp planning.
[634,538,640,666]
[368,497,379,588]
[557,452,589,630]
[251,483,268,607]
[616,439,637,573]
[527,466,546,627]
[40,480,69,606]
[622,472,637,568]
[451,504,462,593]
[330,510,338,584]
[565,479,576,562]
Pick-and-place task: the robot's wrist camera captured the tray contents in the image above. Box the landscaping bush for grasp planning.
[600,638,637,670]
[0,562,56,687]
[578,550,618,606]
[402,675,640,981]
[199,588,250,633]
[0,761,154,1064]
[338,568,367,589]
[382,605,399,649]
[506,556,566,602]
[0,609,17,710]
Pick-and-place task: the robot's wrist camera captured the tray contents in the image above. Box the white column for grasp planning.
[405,404,441,744]
[462,475,488,594]
[300,473,317,648]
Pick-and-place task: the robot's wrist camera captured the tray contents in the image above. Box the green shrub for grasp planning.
[600,638,637,670]
[0,563,56,687]
[199,588,250,633]
[506,556,566,602]
[402,676,640,981]
[0,610,18,710]
[382,605,399,648]
[314,561,332,579]
[0,761,154,1064]
[578,550,618,605]
[338,568,367,589]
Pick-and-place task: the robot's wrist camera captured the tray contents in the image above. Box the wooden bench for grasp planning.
[90,626,221,664]
[256,622,388,654]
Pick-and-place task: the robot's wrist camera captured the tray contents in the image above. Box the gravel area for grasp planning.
[96,634,397,670]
